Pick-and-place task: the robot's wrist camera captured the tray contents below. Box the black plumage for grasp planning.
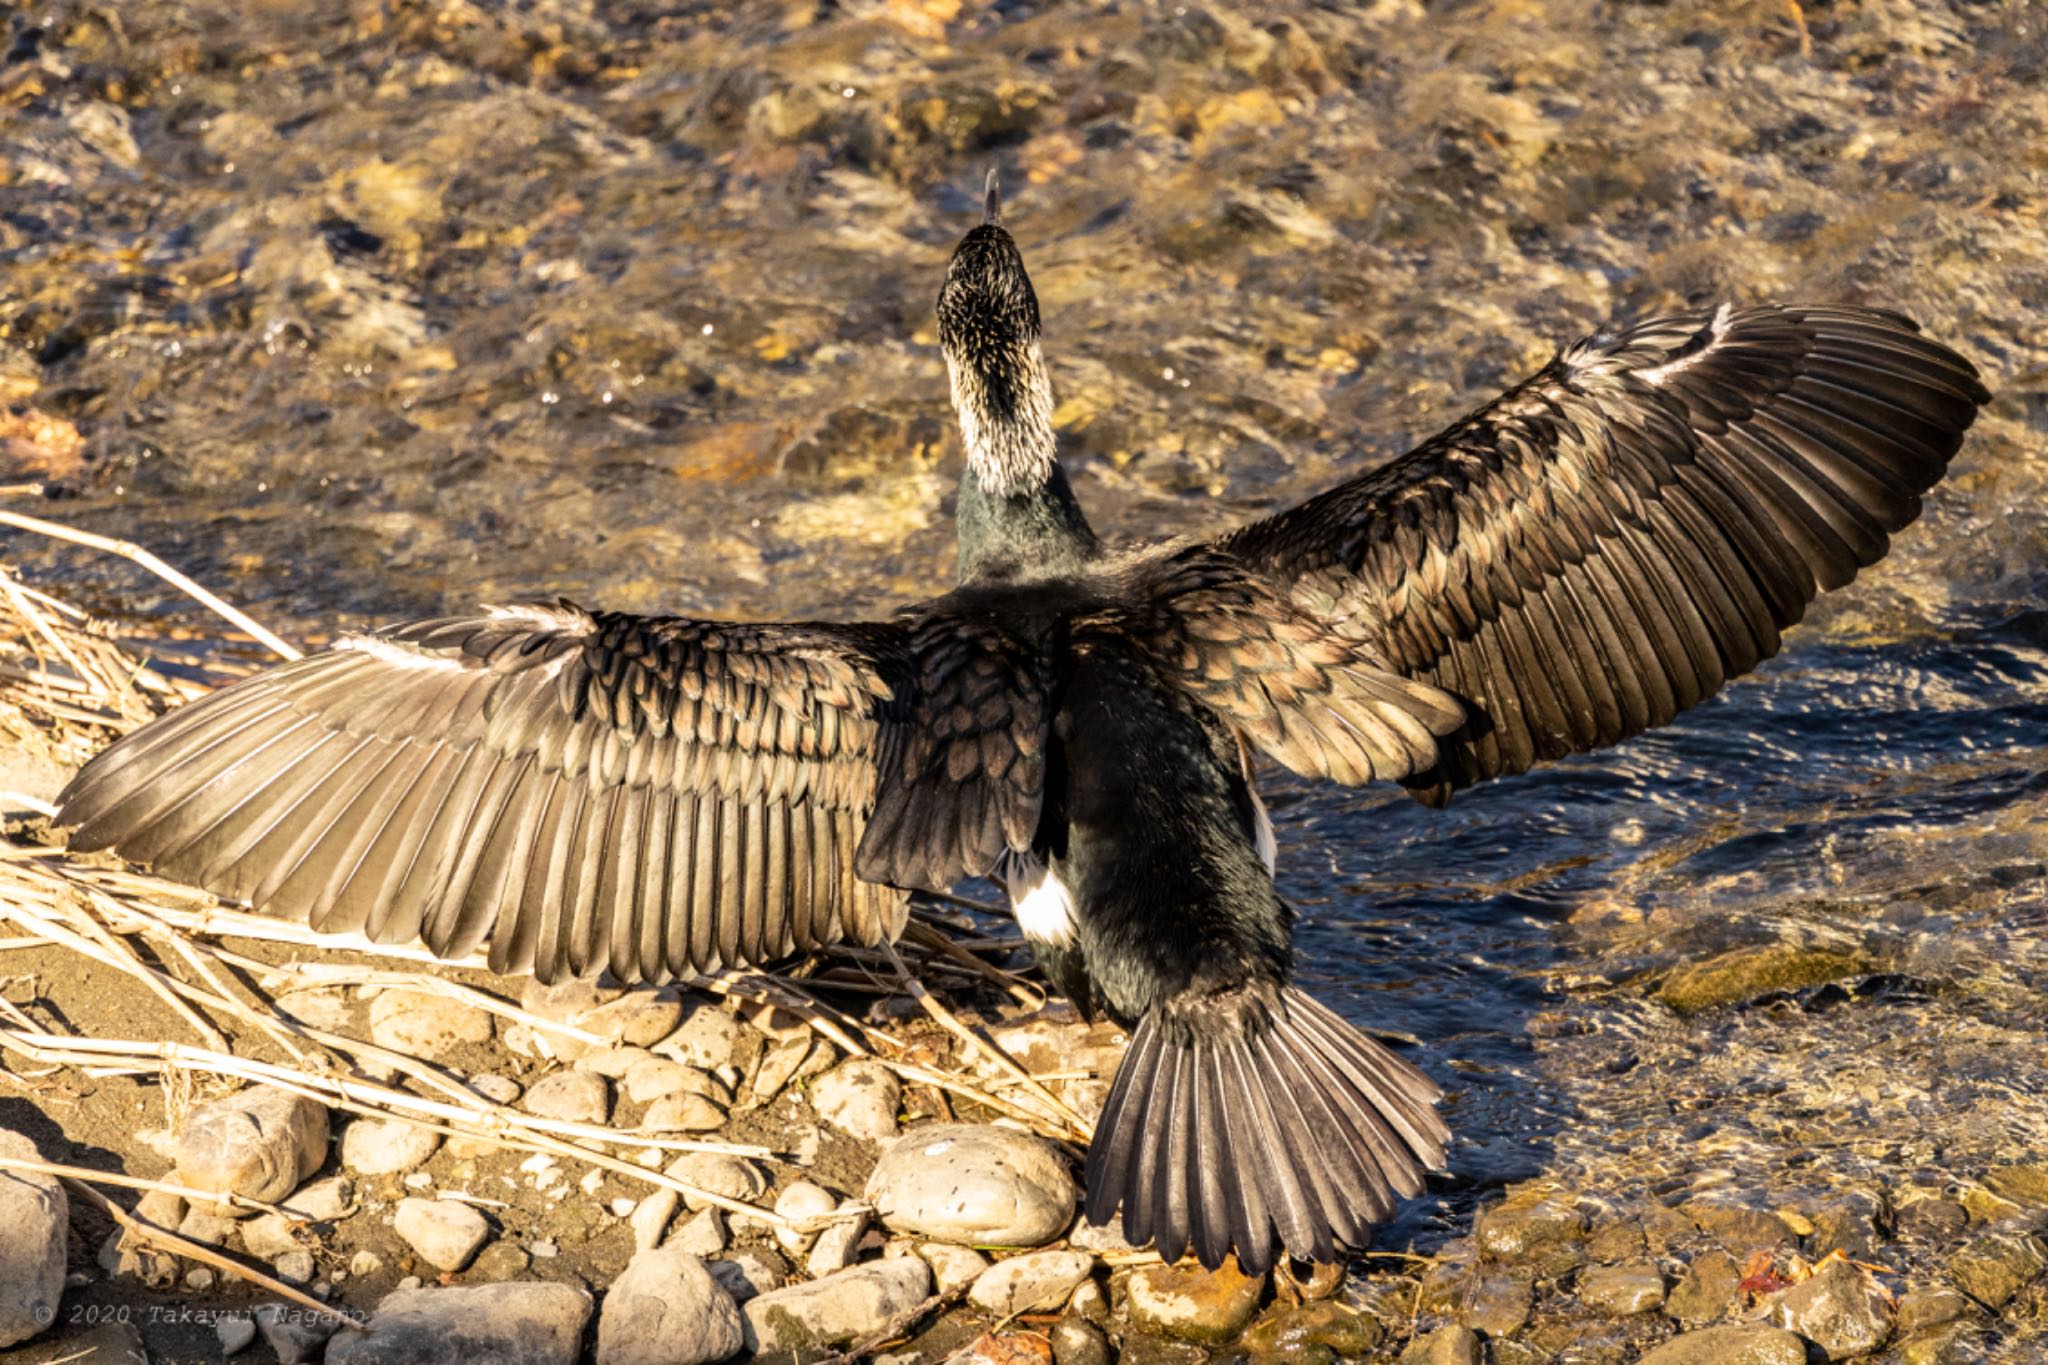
[56,175,1988,1276]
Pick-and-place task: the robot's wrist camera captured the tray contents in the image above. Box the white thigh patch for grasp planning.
[1004,852,1077,948]
[1249,784,1277,874]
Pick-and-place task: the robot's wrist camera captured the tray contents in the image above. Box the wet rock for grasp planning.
[1895,1285,1971,1334]
[968,1250,1095,1315]
[1948,1230,2047,1308]
[866,1124,1077,1247]
[521,1070,610,1124]
[1240,1300,1385,1356]
[918,1242,991,1295]
[631,1190,677,1251]
[1679,1198,1796,1255]
[367,988,494,1058]
[1983,1164,2048,1208]
[741,1257,933,1353]
[1579,1261,1665,1316]
[1461,1266,1533,1335]
[709,1251,785,1304]
[1654,943,1871,1015]
[1895,1323,1983,1365]
[253,1302,337,1363]
[1636,1324,1808,1365]
[812,1059,903,1142]
[1585,1218,1648,1263]
[341,1118,441,1175]
[1119,1341,1210,1365]
[641,1092,725,1131]
[807,1208,867,1277]
[327,1282,591,1365]
[175,1086,329,1212]
[1805,1191,1886,1259]
[1051,1315,1113,1365]
[1126,1257,1264,1344]
[0,1130,66,1349]
[661,1004,744,1068]
[1897,1198,1969,1241]
[393,1197,490,1271]
[773,1180,838,1252]
[1475,1191,1587,1273]
[470,1241,531,1281]
[597,1246,743,1365]
[216,1313,257,1354]
[1665,1249,1742,1324]
[1399,1325,1481,1365]
[673,1208,728,1259]
[1765,1253,1892,1360]
[667,1152,769,1212]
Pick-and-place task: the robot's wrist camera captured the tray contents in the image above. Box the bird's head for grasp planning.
[937,170,1055,498]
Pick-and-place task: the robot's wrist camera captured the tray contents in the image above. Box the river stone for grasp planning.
[1579,1260,1666,1316]
[1897,1198,1969,1241]
[283,1175,351,1221]
[1126,1258,1263,1344]
[1475,1191,1587,1267]
[668,1152,769,1212]
[674,1208,728,1259]
[253,1302,335,1364]
[741,1257,933,1353]
[773,1180,839,1252]
[1399,1325,1481,1365]
[812,1059,903,1142]
[642,1092,725,1131]
[368,989,494,1057]
[240,1211,299,1260]
[1240,1300,1384,1356]
[394,1197,490,1271]
[1806,1190,1886,1258]
[1766,1254,1892,1360]
[1680,1198,1796,1255]
[1949,1230,2048,1308]
[918,1242,991,1295]
[709,1251,785,1304]
[342,1117,441,1175]
[274,1249,315,1283]
[521,1071,610,1124]
[1666,1248,1742,1324]
[1460,1267,1532,1335]
[631,1190,677,1251]
[662,1004,744,1068]
[807,1208,866,1277]
[969,1250,1096,1315]
[470,1241,530,1281]
[1636,1325,1809,1365]
[753,1035,823,1101]
[327,1282,591,1365]
[598,1246,742,1365]
[622,1057,696,1104]
[1654,943,1871,1015]
[866,1124,1077,1247]
[1051,1316,1113,1365]
[1896,1285,1971,1334]
[0,1129,66,1348]
[216,1313,257,1354]
[175,1086,329,1212]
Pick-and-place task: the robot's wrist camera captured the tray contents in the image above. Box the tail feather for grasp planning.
[1084,986,1447,1274]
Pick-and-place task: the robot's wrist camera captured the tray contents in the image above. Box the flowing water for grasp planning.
[5,0,2048,1352]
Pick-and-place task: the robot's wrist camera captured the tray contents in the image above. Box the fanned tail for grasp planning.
[1083,986,1447,1273]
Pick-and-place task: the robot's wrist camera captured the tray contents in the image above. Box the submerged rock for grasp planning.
[597,1247,743,1365]
[1399,1324,1482,1365]
[327,1283,590,1365]
[1636,1325,1808,1365]
[1665,1249,1742,1324]
[867,1124,1077,1247]
[741,1258,933,1353]
[1654,943,1872,1014]
[1948,1231,2047,1309]
[0,1130,66,1348]
[1578,1261,1665,1317]
[1239,1300,1385,1355]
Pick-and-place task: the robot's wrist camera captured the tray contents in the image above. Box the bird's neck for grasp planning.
[956,462,1099,582]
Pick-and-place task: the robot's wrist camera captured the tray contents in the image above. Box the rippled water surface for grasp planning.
[5,0,2048,1324]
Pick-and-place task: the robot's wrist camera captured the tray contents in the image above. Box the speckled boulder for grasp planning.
[174,1086,329,1213]
[866,1124,1076,1247]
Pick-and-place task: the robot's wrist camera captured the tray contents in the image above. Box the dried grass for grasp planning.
[0,515,1100,1311]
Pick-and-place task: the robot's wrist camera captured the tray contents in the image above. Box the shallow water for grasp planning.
[6,0,2048,1342]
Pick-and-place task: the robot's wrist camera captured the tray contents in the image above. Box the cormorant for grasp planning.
[55,171,1989,1274]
